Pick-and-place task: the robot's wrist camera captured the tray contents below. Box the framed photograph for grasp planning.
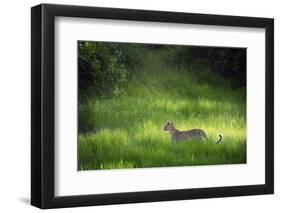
[31,3,274,209]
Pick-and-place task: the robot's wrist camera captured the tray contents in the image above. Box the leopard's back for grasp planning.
[172,128,207,142]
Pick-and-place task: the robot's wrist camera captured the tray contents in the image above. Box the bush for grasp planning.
[78,41,127,99]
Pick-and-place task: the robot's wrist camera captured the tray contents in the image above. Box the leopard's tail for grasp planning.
[216,134,223,144]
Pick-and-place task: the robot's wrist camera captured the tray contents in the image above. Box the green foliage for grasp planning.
[78,48,246,170]
[78,41,127,99]
[117,44,146,72]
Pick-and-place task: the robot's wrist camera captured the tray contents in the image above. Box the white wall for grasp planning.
[0,0,279,212]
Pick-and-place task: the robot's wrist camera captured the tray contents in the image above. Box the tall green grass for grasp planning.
[78,49,246,170]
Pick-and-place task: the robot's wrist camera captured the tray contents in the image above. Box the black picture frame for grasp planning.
[31,3,274,209]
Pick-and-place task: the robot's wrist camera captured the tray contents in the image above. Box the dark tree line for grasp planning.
[174,46,246,88]
[79,42,246,100]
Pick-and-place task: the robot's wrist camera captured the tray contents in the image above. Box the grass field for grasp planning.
[78,49,246,170]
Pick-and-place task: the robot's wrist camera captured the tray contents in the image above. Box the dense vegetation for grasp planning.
[78,42,246,170]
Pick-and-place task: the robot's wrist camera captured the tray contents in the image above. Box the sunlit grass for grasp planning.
[78,50,246,170]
